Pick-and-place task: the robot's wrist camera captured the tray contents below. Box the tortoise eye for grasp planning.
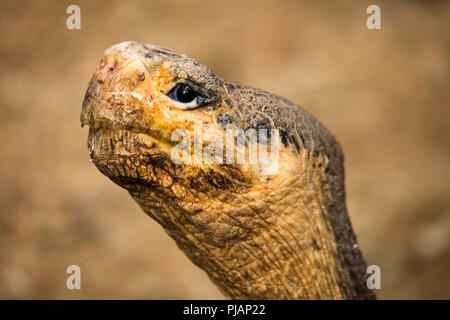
[167,83,205,104]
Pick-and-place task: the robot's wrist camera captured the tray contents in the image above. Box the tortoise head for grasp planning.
[80,41,291,200]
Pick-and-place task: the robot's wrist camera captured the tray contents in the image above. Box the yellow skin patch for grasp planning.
[81,41,375,300]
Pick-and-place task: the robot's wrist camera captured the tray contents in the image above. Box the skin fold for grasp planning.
[80,41,376,300]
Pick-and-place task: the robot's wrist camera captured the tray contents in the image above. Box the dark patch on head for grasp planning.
[216,112,239,130]
[244,118,276,145]
[248,117,272,130]
[279,130,288,146]
[224,98,235,109]
[152,49,177,57]
[299,134,305,146]
[290,136,300,152]
[276,130,302,152]
[312,238,321,251]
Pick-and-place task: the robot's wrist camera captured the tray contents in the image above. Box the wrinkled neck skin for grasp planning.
[116,143,374,300]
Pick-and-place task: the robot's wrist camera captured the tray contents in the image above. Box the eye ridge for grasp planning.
[168,83,203,104]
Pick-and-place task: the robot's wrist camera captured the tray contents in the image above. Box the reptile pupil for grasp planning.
[170,84,197,103]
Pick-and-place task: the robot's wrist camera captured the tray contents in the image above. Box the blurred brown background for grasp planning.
[0,0,449,299]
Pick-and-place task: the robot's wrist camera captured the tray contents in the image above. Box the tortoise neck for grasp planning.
[131,178,375,299]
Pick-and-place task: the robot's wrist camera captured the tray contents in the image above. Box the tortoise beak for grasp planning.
[80,43,149,130]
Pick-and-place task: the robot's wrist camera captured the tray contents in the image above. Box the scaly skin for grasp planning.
[80,41,375,300]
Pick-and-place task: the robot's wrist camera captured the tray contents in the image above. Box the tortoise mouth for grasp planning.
[87,127,252,193]
[88,128,168,159]
[87,128,175,188]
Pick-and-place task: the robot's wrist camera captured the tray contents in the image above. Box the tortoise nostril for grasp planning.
[103,63,115,72]
[98,61,116,75]
[99,55,117,73]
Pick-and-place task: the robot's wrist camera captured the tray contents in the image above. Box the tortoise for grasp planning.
[81,41,375,300]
